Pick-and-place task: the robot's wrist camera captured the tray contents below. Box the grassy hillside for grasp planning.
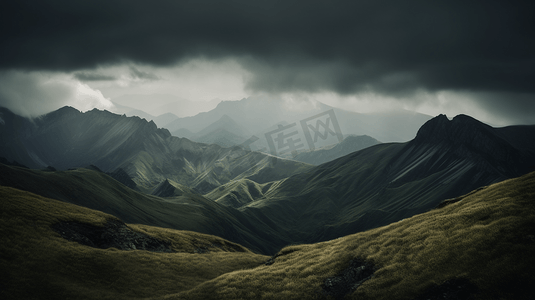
[0,163,293,254]
[205,178,274,208]
[237,115,535,246]
[169,171,535,299]
[2,172,534,299]
[0,186,268,300]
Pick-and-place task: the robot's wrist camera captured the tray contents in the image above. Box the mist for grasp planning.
[0,71,114,117]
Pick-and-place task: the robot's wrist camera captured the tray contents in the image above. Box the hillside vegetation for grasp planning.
[0,186,268,300]
[169,171,535,299]
[0,106,313,193]
[2,171,534,299]
[236,114,535,245]
[0,163,292,254]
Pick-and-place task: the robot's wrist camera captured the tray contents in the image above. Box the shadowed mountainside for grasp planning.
[177,171,535,300]
[0,106,313,193]
[0,185,268,300]
[2,108,535,255]
[0,163,292,254]
[291,134,381,165]
[2,171,534,299]
[227,114,535,244]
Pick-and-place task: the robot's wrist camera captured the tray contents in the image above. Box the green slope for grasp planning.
[0,163,292,254]
[236,114,535,244]
[150,178,198,197]
[0,186,268,300]
[167,171,535,300]
[0,106,314,193]
[205,178,275,208]
[2,171,533,299]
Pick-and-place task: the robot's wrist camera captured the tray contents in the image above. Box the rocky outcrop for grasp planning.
[51,219,173,253]
[322,258,377,299]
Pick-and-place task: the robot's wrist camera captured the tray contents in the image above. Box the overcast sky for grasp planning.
[0,0,533,125]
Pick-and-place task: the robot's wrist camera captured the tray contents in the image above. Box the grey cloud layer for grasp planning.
[1,0,534,97]
[73,72,117,82]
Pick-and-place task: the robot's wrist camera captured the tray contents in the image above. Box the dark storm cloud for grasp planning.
[73,72,117,81]
[1,0,534,96]
[470,93,535,125]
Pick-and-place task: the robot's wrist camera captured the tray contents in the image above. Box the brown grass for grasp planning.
[0,186,268,300]
[2,171,534,299]
[165,171,535,299]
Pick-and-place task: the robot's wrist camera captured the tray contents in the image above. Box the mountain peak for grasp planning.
[38,106,81,121]
[219,114,234,123]
[414,114,492,144]
[48,106,80,116]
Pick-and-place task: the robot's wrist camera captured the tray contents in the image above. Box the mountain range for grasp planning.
[1,106,534,256]
[108,96,432,163]
[163,96,432,144]
[111,93,220,120]
[229,114,535,244]
[0,106,312,194]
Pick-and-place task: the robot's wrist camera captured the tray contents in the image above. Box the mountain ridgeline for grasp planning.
[1,106,535,256]
[0,106,312,194]
[163,96,432,143]
[231,114,535,244]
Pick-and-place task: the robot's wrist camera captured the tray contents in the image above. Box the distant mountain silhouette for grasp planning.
[166,96,432,143]
[153,112,180,128]
[189,114,251,147]
[112,94,219,118]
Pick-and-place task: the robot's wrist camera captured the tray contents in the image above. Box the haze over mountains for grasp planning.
[1,104,534,256]
[108,95,432,164]
[1,102,535,299]
[2,0,534,298]
[230,114,535,244]
[162,96,432,145]
[112,94,220,119]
